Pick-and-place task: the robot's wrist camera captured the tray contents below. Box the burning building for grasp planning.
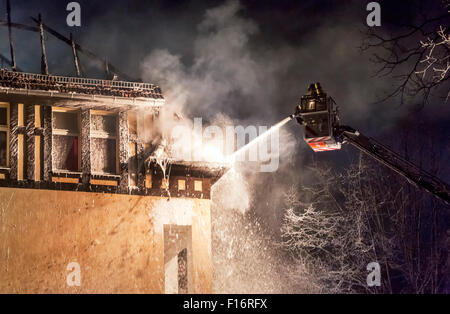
[0,68,227,293]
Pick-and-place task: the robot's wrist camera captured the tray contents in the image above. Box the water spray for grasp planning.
[229,114,299,162]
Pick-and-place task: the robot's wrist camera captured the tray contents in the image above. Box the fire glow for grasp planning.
[160,113,291,173]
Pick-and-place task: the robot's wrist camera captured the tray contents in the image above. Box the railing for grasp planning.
[0,68,157,91]
[0,68,164,99]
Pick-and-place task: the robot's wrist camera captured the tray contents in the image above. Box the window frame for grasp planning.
[194,180,202,192]
[90,110,118,175]
[0,102,10,168]
[178,179,186,191]
[51,106,81,172]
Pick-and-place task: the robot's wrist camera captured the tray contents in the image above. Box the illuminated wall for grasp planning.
[0,84,225,294]
[0,188,212,293]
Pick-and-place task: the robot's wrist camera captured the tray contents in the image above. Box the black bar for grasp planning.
[38,14,49,75]
[6,0,16,71]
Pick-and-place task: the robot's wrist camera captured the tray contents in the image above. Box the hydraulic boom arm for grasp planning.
[294,82,450,205]
[336,126,450,205]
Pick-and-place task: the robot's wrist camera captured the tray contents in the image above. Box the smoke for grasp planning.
[210,202,320,293]
[140,0,307,293]
[212,168,250,215]
[140,0,292,123]
[211,168,323,293]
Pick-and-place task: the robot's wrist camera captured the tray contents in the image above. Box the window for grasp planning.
[144,113,154,142]
[0,103,10,168]
[128,111,137,136]
[178,179,186,191]
[129,142,138,186]
[194,180,202,192]
[52,108,80,172]
[128,112,138,187]
[90,111,117,174]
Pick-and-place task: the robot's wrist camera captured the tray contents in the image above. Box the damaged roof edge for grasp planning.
[0,86,165,109]
[0,68,164,103]
[150,160,231,185]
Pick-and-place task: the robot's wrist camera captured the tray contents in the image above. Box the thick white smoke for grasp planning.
[139,0,292,122]
[140,0,305,293]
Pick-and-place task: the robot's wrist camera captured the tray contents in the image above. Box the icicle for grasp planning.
[149,139,172,199]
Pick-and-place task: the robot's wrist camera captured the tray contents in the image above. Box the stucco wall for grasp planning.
[0,187,211,293]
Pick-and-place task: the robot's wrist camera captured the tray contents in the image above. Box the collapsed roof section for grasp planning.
[0,68,164,110]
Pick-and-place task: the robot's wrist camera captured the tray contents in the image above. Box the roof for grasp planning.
[0,68,164,100]
[148,159,231,185]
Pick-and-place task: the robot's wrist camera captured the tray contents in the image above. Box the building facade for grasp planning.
[0,69,226,293]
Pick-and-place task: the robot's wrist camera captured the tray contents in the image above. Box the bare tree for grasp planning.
[281,164,381,293]
[282,136,449,293]
[362,0,450,105]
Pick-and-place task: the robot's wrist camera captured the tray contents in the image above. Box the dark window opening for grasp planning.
[91,138,116,174]
[52,109,80,172]
[91,114,116,134]
[90,113,117,175]
[0,131,7,167]
[128,112,137,135]
[52,111,79,133]
[52,135,79,171]
[0,108,7,125]
[129,142,138,186]
[164,225,191,294]
[178,248,188,294]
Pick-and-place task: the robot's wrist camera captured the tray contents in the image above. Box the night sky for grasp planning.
[1,0,449,229]
[1,1,448,123]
